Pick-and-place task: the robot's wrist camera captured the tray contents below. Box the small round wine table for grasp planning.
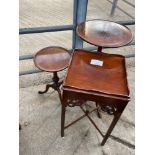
[77,19,133,52]
[33,47,71,99]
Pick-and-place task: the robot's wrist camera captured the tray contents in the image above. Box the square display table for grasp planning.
[61,49,130,146]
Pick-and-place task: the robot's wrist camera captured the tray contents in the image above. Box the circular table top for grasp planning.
[76,19,133,48]
[34,47,71,72]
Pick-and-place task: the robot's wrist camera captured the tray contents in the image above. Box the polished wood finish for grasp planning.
[76,19,133,48]
[34,46,70,72]
[33,47,71,95]
[61,49,130,146]
[64,49,130,98]
[38,72,63,99]
[76,20,132,114]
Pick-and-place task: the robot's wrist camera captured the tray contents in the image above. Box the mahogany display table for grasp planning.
[61,49,130,146]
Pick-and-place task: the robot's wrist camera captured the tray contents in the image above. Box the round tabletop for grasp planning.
[76,19,133,48]
[34,47,71,72]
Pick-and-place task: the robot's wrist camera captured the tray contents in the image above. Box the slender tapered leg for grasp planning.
[56,88,62,102]
[101,113,121,146]
[61,105,66,137]
[96,102,101,118]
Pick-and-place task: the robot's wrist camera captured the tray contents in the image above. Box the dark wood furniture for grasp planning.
[76,19,133,52]
[61,49,130,146]
[76,19,132,114]
[33,47,71,99]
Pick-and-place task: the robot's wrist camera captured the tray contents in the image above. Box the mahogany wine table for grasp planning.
[33,47,70,99]
[76,19,133,52]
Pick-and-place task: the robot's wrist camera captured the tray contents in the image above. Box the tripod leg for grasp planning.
[38,84,52,94]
